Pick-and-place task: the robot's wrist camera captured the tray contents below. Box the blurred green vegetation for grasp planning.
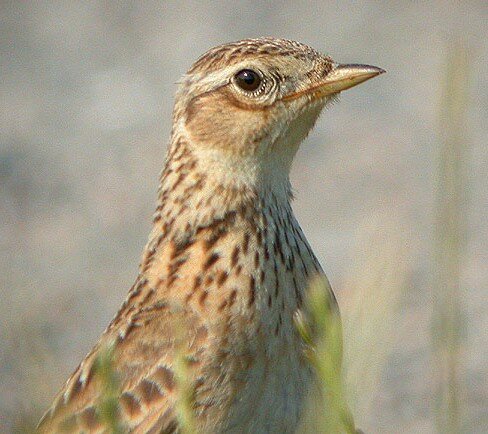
[173,321,197,434]
[93,344,124,434]
[295,276,357,433]
[432,42,470,434]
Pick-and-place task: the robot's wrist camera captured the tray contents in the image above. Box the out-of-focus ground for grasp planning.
[1,1,487,433]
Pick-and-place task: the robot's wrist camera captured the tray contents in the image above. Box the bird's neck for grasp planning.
[136,133,299,285]
[152,134,293,237]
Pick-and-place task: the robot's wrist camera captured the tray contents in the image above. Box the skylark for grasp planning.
[38,37,384,433]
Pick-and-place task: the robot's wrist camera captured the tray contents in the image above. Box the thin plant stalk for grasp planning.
[296,276,358,433]
[432,41,469,434]
[173,319,197,434]
[93,343,124,434]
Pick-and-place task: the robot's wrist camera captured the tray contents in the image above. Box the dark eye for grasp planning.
[234,69,262,92]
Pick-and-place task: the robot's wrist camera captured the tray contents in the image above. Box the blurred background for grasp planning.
[1,1,486,433]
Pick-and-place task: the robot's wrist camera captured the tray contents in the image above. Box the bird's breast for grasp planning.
[141,194,327,433]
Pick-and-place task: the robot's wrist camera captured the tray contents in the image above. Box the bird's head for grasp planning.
[172,38,384,191]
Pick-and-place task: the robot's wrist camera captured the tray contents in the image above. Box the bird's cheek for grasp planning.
[184,91,270,155]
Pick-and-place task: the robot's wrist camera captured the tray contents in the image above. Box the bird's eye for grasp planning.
[234,69,262,92]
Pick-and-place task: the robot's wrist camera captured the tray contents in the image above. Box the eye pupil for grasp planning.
[235,69,261,91]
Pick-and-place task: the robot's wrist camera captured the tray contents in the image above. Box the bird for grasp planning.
[37,37,384,434]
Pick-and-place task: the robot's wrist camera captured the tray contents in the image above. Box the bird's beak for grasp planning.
[318,63,386,94]
[283,63,385,101]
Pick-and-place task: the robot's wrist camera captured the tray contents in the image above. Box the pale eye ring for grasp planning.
[234,69,262,92]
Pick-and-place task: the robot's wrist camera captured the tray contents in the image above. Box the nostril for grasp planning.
[305,60,334,82]
[322,60,336,77]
